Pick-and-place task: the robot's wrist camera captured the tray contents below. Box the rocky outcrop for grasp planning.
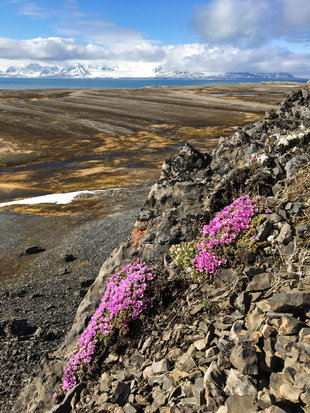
[13,82,310,413]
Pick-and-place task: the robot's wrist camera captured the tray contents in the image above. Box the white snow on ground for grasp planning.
[0,189,120,208]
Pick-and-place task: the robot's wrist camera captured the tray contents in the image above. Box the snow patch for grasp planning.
[0,189,120,208]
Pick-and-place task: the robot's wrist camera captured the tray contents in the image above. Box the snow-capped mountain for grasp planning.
[0,63,118,78]
[0,62,297,80]
[152,66,296,80]
[153,65,207,79]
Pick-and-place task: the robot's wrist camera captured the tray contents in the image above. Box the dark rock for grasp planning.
[49,383,85,413]
[246,273,274,292]
[8,319,37,337]
[160,143,211,183]
[111,381,130,406]
[268,291,310,312]
[285,155,308,179]
[230,342,258,375]
[225,394,258,413]
[256,220,274,241]
[64,254,76,262]
[296,224,310,238]
[233,292,251,314]
[215,268,238,285]
[25,245,46,254]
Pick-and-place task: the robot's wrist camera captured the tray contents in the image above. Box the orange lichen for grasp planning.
[131,221,149,247]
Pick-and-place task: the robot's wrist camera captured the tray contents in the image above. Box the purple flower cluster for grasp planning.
[61,259,152,392]
[192,195,259,276]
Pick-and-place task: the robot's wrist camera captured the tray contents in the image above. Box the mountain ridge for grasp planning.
[0,63,298,80]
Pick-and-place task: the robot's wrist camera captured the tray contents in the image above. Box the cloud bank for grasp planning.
[192,0,310,47]
[0,0,310,78]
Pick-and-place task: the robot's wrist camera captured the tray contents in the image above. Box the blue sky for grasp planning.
[0,0,310,77]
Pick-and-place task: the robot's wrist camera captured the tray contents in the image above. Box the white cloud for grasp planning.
[0,37,309,78]
[56,19,147,48]
[18,2,46,17]
[192,0,310,47]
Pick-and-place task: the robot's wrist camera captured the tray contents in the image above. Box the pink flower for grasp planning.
[58,259,153,393]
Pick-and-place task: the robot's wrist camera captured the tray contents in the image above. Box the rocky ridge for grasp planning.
[12,82,310,413]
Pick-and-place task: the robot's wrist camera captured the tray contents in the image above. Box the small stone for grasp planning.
[190,304,204,315]
[128,353,144,368]
[275,223,292,245]
[224,369,257,396]
[266,213,283,224]
[225,394,258,413]
[256,221,274,241]
[299,327,310,342]
[281,241,295,256]
[246,273,274,292]
[279,382,302,403]
[25,245,45,254]
[234,292,251,314]
[278,315,302,335]
[143,365,153,380]
[194,338,207,351]
[176,353,196,372]
[205,347,219,358]
[216,406,228,413]
[257,389,273,409]
[152,359,170,375]
[99,373,112,393]
[111,381,130,406]
[296,224,310,238]
[170,368,189,381]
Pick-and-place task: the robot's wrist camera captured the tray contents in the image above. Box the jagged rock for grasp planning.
[256,221,274,241]
[49,383,85,413]
[246,273,275,292]
[111,381,130,406]
[224,369,257,396]
[257,389,274,410]
[268,292,310,312]
[279,382,302,403]
[123,403,137,413]
[204,361,226,404]
[285,155,308,178]
[160,143,211,183]
[275,222,293,245]
[225,394,258,413]
[230,342,258,375]
[152,359,170,374]
[233,292,251,314]
[176,353,196,372]
[278,315,302,335]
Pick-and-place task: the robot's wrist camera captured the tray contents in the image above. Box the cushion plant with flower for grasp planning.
[55,259,153,396]
[171,195,265,279]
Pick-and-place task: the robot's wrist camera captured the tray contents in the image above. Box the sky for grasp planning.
[0,0,310,77]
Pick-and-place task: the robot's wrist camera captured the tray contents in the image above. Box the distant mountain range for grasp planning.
[0,63,297,80]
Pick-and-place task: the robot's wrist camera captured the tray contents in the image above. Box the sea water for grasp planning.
[0,77,307,90]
